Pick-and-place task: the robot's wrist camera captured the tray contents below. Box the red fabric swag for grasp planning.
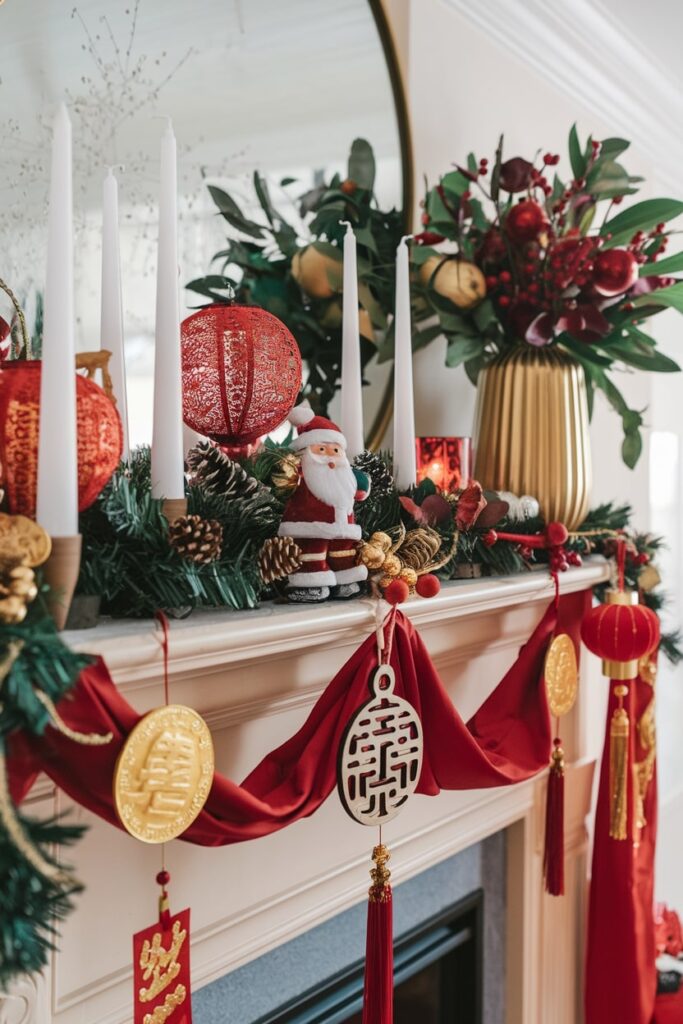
[585,664,658,1024]
[8,591,588,845]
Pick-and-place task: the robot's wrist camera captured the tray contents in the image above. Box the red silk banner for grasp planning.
[585,663,658,1024]
[134,907,192,1024]
[8,593,588,844]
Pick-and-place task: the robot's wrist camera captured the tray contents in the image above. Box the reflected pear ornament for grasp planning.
[337,663,423,826]
[114,705,214,843]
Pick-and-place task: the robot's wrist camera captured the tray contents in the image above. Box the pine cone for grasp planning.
[259,536,302,584]
[353,451,394,498]
[169,515,223,564]
[186,441,265,499]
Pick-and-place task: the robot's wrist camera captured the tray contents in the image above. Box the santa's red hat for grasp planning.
[289,405,346,452]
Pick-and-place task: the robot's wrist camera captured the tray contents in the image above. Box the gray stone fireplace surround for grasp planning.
[193,832,506,1023]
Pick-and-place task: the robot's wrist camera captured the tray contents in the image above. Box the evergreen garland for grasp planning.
[0,601,92,985]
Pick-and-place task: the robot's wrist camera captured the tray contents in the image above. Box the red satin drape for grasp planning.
[585,666,658,1024]
[8,592,588,845]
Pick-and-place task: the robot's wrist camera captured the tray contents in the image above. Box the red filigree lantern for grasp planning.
[0,360,123,516]
[181,305,302,446]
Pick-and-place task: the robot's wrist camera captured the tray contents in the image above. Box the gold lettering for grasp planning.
[142,984,187,1024]
[139,920,187,1003]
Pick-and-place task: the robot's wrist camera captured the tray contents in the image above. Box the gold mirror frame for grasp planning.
[366,0,413,451]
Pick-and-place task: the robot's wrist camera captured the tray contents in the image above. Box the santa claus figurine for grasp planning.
[278,405,370,602]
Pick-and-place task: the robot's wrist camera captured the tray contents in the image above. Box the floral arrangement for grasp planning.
[413,126,683,465]
[187,139,423,415]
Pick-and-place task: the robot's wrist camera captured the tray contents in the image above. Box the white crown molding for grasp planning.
[443,0,683,195]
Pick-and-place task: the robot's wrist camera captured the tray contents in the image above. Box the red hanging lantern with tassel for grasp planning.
[0,360,122,517]
[180,305,302,446]
[581,590,659,839]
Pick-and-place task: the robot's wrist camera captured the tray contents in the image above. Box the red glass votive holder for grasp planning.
[415,436,472,492]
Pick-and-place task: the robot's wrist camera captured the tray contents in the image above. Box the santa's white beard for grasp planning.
[301,448,357,512]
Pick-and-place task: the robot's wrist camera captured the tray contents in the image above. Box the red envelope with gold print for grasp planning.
[133,908,192,1024]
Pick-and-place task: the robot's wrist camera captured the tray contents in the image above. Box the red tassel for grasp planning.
[543,739,565,896]
[362,844,393,1024]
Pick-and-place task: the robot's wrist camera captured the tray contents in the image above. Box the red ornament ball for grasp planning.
[545,521,569,547]
[581,596,659,670]
[592,248,638,297]
[384,579,410,605]
[156,870,171,887]
[415,573,440,599]
[505,200,549,244]
[181,305,302,446]
[0,360,122,517]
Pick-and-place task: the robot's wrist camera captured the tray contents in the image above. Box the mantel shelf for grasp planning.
[66,560,609,691]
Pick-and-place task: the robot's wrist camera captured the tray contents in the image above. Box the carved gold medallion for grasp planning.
[337,663,423,826]
[114,705,214,843]
[544,633,579,718]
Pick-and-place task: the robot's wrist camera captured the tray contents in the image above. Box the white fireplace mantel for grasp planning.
[18,562,608,1024]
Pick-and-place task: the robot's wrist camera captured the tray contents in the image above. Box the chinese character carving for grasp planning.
[337,663,423,826]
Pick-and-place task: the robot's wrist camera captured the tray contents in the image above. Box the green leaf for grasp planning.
[468,197,488,231]
[632,282,683,313]
[355,224,379,257]
[639,251,683,276]
[606,341,680,372]
[253,171,276,226]
[347,138,376,190]
[410,245,440,266]
[622,429,642,468]
[577,202,596,235]
[568,123,586,179]
[441,169,471,198]
[586,160,630,195]
[472,298,497,333]
[280,176,297,186]
[601,199,683,244]
[445,335,484,367]
[207,185,265,239]
[358,282,387,329]
[413,322,444,351]
[599,137,631,160]
[490,135,504,203]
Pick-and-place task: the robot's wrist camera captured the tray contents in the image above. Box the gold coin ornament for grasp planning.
[0,513,52,566]
[114,705,214,844]
[337,663,423,826]
[544,633,579,718]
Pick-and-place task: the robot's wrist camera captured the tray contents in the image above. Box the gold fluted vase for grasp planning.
[473,346,592,530]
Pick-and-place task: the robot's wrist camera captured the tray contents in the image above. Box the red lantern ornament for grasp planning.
[0,360,123,517]
[581,590,659,680]
[581,590,659,840]
[505,200,549,245]
[592,248,638,297]
[181,305,302,446]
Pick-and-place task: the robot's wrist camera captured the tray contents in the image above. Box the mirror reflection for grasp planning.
[0,0,404,445]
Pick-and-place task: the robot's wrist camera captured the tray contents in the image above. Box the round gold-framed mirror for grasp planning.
[0,0,413,450]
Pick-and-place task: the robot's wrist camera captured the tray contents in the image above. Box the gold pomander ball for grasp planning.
[291,246,342,299]
[271,453,300,495]
[360,544,385,571]
[399,566,418,588]
[0,560,38,624]
[419,256,486,310]
[381,553,402,578]
[369,532,393,553]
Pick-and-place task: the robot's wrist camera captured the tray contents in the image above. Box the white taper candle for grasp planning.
[340,222,364,458]
[151,119,185,501]
[392,235,416,488]
[37,102,78,537]
[101,167,130,458]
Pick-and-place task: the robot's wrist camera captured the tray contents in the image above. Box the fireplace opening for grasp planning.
[258,889,483,1024]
